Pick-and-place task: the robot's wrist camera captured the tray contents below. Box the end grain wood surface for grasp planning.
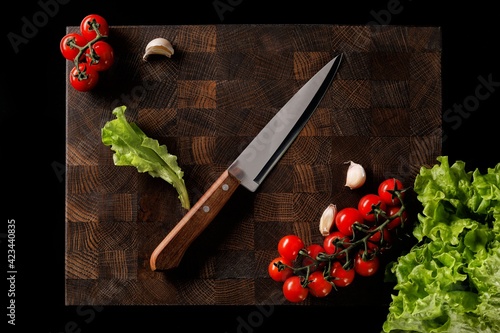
[65,24,442,305]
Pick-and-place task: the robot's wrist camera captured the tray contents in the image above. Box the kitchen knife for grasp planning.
[150,54,343,271]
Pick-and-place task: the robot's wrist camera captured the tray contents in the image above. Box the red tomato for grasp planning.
[307,271,333,298]
[268,257,294,282]
[60,33,87,61]
[330,261,355,287]
[358,194,387,223]
[282,276,309,302]
[367,227,392,252]
[278,235,305,262]
[80,14,109,40]
[323,231,349,257]
[85,41,114,71]
[386,205,408,230]
[69,63,99,92]
[378,178,405,206]
[354,251,380,277]
[368,227,391,244]
[301,243,325,272]
[335,207,364,237]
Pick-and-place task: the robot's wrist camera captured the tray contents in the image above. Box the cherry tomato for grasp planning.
[378,178,405,206]
[277,235,305,262]
[60,33,87,61]
[358,193,387,223]
[301,243,325,272]
[330,261,355,287]
[282,276,309,303]
[367,227,392,252]
[368,227,391,244]
[80,14,109,41]
[69,63,99,92]
[386,205,408,230]
[323,231,349,257]
[268,257,294,282]
[335,207,365,237]
[354,250,380,277]
[307,271,333,298]
[85,41,114,71]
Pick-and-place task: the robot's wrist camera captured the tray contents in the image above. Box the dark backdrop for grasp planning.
[3,1,498,332]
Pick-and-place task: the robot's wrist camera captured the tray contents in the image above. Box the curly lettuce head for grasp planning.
[383,156,500,333]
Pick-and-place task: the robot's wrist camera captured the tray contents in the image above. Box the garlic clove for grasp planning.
[319,204,337,236]
[143,37,174,61]
[345,161,366,190]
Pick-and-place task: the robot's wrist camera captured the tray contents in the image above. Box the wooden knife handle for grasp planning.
[150,170,241,271]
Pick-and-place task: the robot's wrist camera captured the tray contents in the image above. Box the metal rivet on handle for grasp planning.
[222,184,229,191]
[203,206,210,213]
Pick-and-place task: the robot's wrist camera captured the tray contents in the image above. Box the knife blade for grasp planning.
[150,53,343,270]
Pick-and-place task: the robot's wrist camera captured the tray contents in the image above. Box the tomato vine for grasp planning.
[268,178,410,303]
[60,14,114,91]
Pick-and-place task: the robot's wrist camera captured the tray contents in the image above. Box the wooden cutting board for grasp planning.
[65,24,442,305]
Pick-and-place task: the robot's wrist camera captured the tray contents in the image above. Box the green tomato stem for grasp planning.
[71,20,108,75]
[281,187,409,274]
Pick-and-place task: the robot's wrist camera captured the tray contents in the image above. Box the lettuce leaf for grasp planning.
[101,106,190,210]
[382,156,500,333]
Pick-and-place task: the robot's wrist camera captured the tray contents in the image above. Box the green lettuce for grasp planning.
[383,156,500,333]
[101,106,190,210]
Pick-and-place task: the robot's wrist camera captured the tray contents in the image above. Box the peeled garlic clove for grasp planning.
[345,161,366,190]
[143,37,174,61]
[319,204,337,236]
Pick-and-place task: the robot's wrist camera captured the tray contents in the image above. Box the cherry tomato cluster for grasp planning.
[268,178,408,303]
[60,14,114,92]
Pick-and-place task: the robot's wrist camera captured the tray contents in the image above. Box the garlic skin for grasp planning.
[319,204,337,236]
[143,38,174,61]
[345,161,366,190]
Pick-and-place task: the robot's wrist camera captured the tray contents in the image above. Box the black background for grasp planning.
[3,0,499,332]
